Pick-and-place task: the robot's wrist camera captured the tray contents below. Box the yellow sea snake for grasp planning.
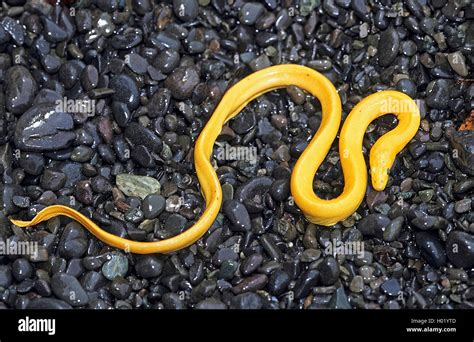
[10,65,420,254]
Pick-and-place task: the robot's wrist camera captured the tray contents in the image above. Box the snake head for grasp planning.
[371,166,389,191]
[370,151,392,191]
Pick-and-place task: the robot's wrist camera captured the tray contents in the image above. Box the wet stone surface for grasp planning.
[0,0,472,310]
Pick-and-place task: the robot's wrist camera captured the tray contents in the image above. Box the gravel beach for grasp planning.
[0,0,473,310]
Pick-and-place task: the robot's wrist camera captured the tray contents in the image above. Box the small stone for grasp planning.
[80,65,99,91]
[213,248,239,266]
[75,180,93,205]
[27,298,72,310]
[71,145,94,162]
[109,74,140,110]
[142,194,166,219]
[164,213,187,235]
[0,265,12,287]
[293,270,319,299]
[447,51,469,77]
[59,60,85,89]
[58,222,88,259]
[300,248,321,262]
[173,0,199,22]
[5,66,37,115]
[110,28,142,49]
[42,54,62,74]
[134,255,163,278]
[164,66,200,100]
[268,270,290,296]
[411,215,438,230]
[195,298,227,309]
[380,278,401,296]
[154,49,180,74]
[396,79,417,98]
[102,253,129,281]
[51,273,89,307]
[219,260,238,280]
[378,26,399,67]
[350,275,364,293]
[41,170,67,192]
[230,293,262,309]
[357,214,391,238]
[318,256,340,286]
[454,198,471,213]
[14,104,75,152]
[448,131,474,176]
[383,216,404,242]
[18,152,44,176]
[223,199,251,232]
[2,17,25,45]
[329,287,351,309]
[240,2,265,25]
[109,276,132,299]
[125,53,148,74]
[12,258,33,282]
[446,231,474,268]
[116,174,161,199]
[240,254,263,276]
[124,122,162,154]
[426,79,451,110]
[415,232,446,268]
[232,274,268,294]
[42,17,68,43]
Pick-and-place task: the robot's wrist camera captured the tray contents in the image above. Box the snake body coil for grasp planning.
[10,65,420,254]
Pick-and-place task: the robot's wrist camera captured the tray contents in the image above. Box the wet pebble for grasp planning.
[134,255,163,278]
[357,214,391,238]
[0,265,12,287]
[446,231,474,268]
[41,170,67,192]
[164,66,200,100]
[51,273,89,307]
[5,66,37,115]
[240,254,263,276]
[142,194,166,219]
[102,253,128,281]
[426,79,451,110]
[125,53,148,75]
[378,26,399,67]
[124,122,163,154]
[58,222,88,259]
[18,152,44,176]
[116,174,161,199]
[232,274,268,294]
[12,258,33,282]
[448,131,474,176]
[240,2,265,25]
[14,104,75,152]
[268,270,290,296]
[318,256,340,286]
[415,232,446,268]
[230,293,262,309]
[223,199,251,232]
[173,0,199,22]
[109,74,140,110]
[380,278,401,296]
[383,216,404,242]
